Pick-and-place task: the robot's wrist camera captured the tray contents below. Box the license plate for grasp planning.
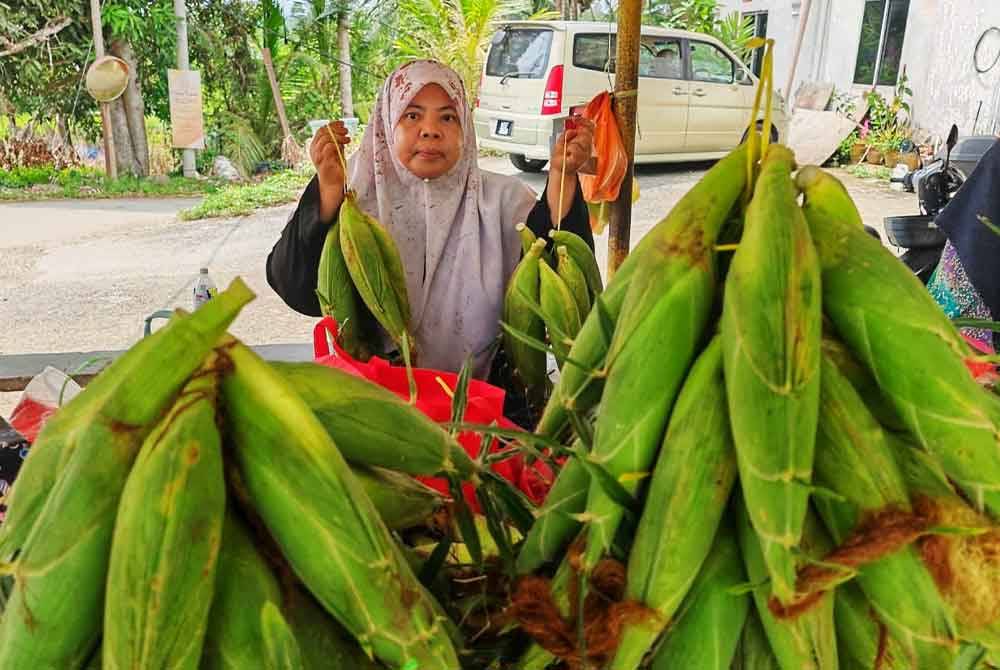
[495,119,513,137]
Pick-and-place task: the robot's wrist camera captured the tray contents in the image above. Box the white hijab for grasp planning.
[347,60,536,376]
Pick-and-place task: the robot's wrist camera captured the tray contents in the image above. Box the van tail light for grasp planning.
[541,65,564,115]
[475,72,485,108]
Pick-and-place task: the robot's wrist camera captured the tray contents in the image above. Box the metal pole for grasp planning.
[174,0,197,177]
[89,0,117,179]
[607,0,641,275]
[785,0,813,100]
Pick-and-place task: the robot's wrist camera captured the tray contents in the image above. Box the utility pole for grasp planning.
[173,0,197,177]
[89,0,117,178]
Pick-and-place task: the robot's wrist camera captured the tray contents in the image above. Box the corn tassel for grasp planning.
[221,338,458,668]
[649,521,749,670]
[611,337,738,670]
[503,238,549,402]
[812,353,958,666]
[556,245,592,321]
[103,361,227,670]
[798,165,1000,518]
[550,229,603,297]
[516,454,589,575]
[0,283,252,669]
[317,220,374,360]
[722,145,822,605]
[582,143,751,572]
[737,499,838,670]
[270,361,475,478]
[539,260,582,368]
[339,192,414,354]
[0,279,253,563]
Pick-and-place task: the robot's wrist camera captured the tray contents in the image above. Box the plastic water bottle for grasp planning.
[193,268,217,310]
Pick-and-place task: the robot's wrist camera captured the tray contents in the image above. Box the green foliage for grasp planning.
[0,170,218,201]
[103,0,178,121]
[833,129,860,165]
[862,69,913,153]
[0,166,102,189]
[712,11,756,62]
[846,164,892,181]
[643,0,756,61]
[179,168,313,220]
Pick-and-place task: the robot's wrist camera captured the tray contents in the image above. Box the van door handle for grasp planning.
[692,89,707,97]
[672,87,686,96]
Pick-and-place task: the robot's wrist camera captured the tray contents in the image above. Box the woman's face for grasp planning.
[393,83,463,180]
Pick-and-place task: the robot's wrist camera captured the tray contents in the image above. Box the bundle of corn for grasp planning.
[504,43,1000,670]
[501,225,603,411]
[0,278,505,669]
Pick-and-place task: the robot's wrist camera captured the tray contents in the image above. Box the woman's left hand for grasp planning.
[549,117,595,176]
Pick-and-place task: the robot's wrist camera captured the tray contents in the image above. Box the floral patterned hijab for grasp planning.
[347,60,534,375]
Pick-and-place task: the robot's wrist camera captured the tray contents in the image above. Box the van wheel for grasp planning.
[510,154,548,173]
[742,122,780,144]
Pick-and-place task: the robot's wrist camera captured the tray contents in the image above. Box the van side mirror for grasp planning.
[735,68,750,84]
[491,29,507,47]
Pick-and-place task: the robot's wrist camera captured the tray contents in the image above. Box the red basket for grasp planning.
[313,317,553,510]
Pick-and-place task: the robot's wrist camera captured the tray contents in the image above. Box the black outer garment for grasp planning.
[265,175,595,427]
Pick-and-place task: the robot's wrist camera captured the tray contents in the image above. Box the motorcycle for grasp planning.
[882,125,965,284]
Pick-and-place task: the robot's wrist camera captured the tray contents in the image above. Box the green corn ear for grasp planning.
[518,222,538,256]
[798,165,1000,518]
[736,499,838,670]
[352,464,444,530]
[0,282,252,669]
[812,353,958,666]
[221,338,459,669]
[339,192,413,353]
[722,145,822,605]
[820,337,906,432]
[649,521,749,670]
[835,583,910,670]
[611,337,738,670]
[103,362,227,670]
[732,610,783,670]
[515,453,589,575]
[317,221,375,361]
[581,145,751,573]
[270,361,475,479]
[201,512,284,670]
[539,260,582,368]
[285,589,380,670]
[261,602,305,670]
[503,238,549,403]
[556,245,592,321]
[550,229,603,297]
[0,279,253,563]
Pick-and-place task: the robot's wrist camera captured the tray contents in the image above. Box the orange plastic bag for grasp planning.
[578,91,627,212]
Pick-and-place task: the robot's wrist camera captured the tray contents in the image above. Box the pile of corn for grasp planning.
[510,140,1000,670]
[503,225,604,410]
[0,278,483,669]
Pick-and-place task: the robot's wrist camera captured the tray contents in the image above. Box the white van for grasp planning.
[474,21,787,172]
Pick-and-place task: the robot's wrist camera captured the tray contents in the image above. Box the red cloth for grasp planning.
[313,317,552,510]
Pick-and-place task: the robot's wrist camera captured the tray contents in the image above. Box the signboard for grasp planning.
[167,69,205,150]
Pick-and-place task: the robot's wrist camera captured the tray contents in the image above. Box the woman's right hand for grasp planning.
[312,120,351,223]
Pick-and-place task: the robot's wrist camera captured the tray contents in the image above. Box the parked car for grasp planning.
[474,21,788,172]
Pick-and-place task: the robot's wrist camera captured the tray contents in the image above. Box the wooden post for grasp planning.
[89,0,117,179]
[607,0,641,275]
[785,0,813,100]
[338,10,354,118]
[262,48,292,141]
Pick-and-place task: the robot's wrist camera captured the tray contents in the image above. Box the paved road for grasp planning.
[0,158,915,365]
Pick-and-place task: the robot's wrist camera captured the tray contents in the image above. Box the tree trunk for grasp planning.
[110,39,149,176]
[109,97,140,176]
[337,9,354,118]
[570,0,578,20]
[555,0,565,21]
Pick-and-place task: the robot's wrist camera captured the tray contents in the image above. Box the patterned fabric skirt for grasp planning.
[928,240,995,351]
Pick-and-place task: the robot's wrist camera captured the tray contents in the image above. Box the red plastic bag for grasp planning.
[578,91,628,217]
[314,317,552,510]
[9,367,82,444]
[963,333,999,385]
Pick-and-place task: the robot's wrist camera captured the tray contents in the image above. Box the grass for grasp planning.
[179,169,312,221]
[0,166,219,201]
[845,164,893,181]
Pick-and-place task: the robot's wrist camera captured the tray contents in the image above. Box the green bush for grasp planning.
[180,169,311,221]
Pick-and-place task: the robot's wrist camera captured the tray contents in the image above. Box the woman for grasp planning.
[928,138,1000,354]
[267,60,595,419]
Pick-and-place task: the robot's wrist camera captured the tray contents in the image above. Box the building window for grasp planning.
[745,11,768,77]
[854,0,910,86]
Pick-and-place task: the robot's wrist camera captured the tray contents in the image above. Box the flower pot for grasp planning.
[901,152,921,171]
[866,148,884,165]
[850,142,866,164]
[884,150,902,168]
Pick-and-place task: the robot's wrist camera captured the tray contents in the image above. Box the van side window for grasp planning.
[573,34,616,72]
[639,38,683,79]
[486,29,553,79]
[689,41,736,84]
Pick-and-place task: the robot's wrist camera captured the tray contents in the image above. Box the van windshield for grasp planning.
[486,28,553,79]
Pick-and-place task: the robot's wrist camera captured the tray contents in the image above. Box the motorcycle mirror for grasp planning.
[944,124,959,170]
